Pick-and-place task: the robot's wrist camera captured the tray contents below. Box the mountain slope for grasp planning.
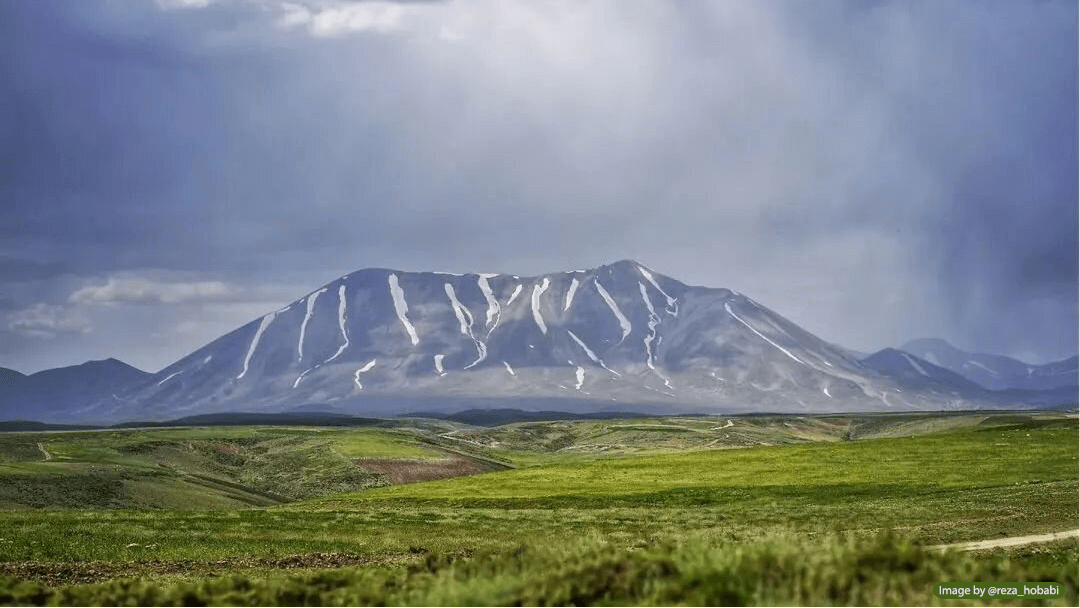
[901,338,1078,391]
[0,359,150,421]
[32,261,1067,424]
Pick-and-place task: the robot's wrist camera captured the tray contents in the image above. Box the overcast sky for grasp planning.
[1,0,1076,374]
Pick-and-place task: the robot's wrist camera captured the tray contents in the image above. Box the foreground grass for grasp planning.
[1,534,1075,606]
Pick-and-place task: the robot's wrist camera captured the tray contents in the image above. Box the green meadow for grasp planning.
[0,411,1075,605]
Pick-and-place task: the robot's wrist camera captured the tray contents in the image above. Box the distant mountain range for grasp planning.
[0,359,150,422]
[1,261,1076,424]
[900,338,1078,391]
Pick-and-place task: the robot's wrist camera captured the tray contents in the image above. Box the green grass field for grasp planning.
[0,411,1075,605]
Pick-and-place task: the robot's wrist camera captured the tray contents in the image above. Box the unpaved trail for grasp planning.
[934,529,1078,551]
[36,442,53,461]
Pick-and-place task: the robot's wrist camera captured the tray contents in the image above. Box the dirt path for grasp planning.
[36,442,53,461]
[934,529,1078,551]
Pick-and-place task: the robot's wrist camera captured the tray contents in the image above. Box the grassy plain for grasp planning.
[0,411,1075,605]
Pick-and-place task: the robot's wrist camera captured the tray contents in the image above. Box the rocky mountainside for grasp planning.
[5,261,1073,424]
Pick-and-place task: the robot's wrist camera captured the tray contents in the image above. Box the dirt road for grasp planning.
[934,529,1078,551]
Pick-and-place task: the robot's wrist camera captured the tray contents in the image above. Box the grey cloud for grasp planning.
[0,0,1075,371]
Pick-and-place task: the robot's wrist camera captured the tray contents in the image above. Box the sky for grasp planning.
[1,0,1076,374]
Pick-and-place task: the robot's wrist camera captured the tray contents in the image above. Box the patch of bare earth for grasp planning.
[355,453,504,485]
[0,552,419,586]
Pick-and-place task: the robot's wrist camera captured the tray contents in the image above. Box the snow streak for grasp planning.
[297,288,327,362]
[478,275,500,329]
[724,302,804,365]
[531,277,551,334]
[505,284,523,306]
[434,354,446,376]
[389,274,420,346]
[567,330,620,376]
[157,370,182,386]
[503,361,516,376]
[237,312,277,379]
[594,280,631,342]
[564,278,580,311]
[326,285,350,362]
[574,366,585,390]
[637,265,677,316]
[446,283,487,369]
[639,282,672,387]
[353,359,377,390]
[901,353,930,377]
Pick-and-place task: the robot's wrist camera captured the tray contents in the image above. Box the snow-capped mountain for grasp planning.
[14,261,1074,424]
[901,338,1078,391]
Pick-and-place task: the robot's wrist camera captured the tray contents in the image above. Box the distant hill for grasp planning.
[0,359,149,422]
[901,338,1078,391]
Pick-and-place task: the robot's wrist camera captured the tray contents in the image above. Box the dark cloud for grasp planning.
[0,0,1075,372]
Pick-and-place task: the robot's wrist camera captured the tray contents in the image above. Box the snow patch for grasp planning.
[478,275,500,329]
[326,285,351,362]
[567,330,620,376]
[823,385,832,398]
[531,277,551,334]
[503,361,516,376]
[388,274,420,345]
[964,359,999,375]
[237,312,277,379]
[353,359,377,390]
[506,283,523,306]
[638,265,677,316]
[444,283,473,335]
[564,278,580,311]
[638,282,672,387]
[574,366,585,390]
[297,287,327,362]
[901,352,930,377]
[157,370,182,386]
[446,283,487,369]
[594,280,631,342]
[202,355,212,365]
[434,354,446,376]
[724,302,805,365]
[293,368,313,389]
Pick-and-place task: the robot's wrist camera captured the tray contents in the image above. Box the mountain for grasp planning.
[44,259,1060,425]
[0,367,26,390]
[901,338,1078,391]
[859,349,985,394]
[0,359,150,421]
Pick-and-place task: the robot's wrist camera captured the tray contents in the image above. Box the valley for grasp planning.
[0,410,1075,605]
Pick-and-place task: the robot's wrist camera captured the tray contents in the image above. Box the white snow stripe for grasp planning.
[326,285,350,362]
[638,265,677,315]
[297,287,327,362]
[566,330,621,377]
[445,283,488,369]
[639,282,673,387]
[478,275,500,328]
[594,280,631,342]
[389,274,420,346]
[157,370,182,386]
[531,277,551,334]
[444,283,472,335]
[237,312,277,379]
[293,368,313,389]
[503,361,516,376]
[564,278,580,312]
[574,366,585,390]
[353,359,377,390]
[823,385,832,398]
[901,352,930,377]
[505,284,523,306]
[725,302,805,365]
[434,354,446,376]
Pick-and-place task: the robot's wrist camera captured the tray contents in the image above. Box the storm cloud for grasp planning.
[1,0,1076,373]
